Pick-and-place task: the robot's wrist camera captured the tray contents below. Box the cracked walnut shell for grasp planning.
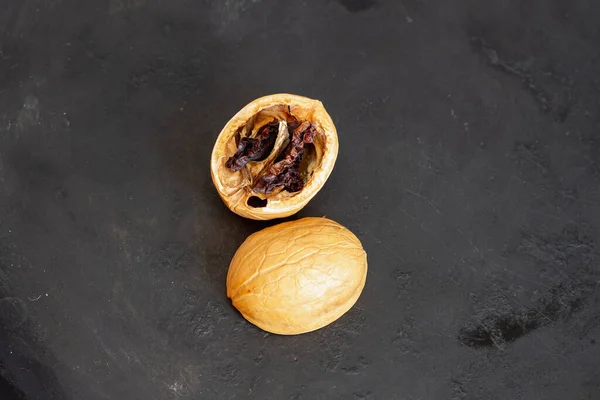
[226,217,368,335]
[210,94,339,220]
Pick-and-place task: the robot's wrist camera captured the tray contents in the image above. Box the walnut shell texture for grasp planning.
[210,94,339,220]
[226,217,368,335]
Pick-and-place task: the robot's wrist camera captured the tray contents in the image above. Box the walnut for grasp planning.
[210,94,338,220]
[226,217,368,335]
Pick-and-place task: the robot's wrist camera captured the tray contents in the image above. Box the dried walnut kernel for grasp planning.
[210,94,338,220]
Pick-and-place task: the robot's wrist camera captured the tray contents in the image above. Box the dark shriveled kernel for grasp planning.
[254,121,316,194]
[225,118,317,195]
[225,121,279,172]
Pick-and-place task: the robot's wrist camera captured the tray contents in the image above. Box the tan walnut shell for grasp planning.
[210,94,339,220]
[226,217,368,335]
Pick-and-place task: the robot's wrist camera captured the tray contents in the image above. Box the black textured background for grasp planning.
[1,0,600,399]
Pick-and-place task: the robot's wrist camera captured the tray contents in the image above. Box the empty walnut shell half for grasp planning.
[226,217,368,335]
[210,94,339,220]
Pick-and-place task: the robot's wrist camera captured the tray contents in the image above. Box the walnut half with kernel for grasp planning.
[210,94,339,220]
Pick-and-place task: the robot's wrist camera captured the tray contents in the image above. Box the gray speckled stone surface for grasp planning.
[1,0,600,399]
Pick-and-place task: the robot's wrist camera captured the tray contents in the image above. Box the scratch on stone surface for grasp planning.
[403,188,444,215]
[398,2,413,23]
[456,227,484,259]
[514,142,549,175]
[120,348,141,364]
[83,318,118,361]
[398,141,459,182]
[97,337,117,361]
[179,365,202,394]
[248,374,261,395]
[364,231,404,267]
[112,280,138,316]
[395,205,416,221]
[470,37,571,122]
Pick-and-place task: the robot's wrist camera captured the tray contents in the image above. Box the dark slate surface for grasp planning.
[1,0,600,399]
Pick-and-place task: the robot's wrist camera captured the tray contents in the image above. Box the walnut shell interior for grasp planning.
[211,94,338,220]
